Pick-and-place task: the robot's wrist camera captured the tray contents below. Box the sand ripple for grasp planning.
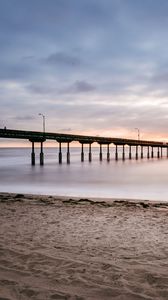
[0,193,168,299]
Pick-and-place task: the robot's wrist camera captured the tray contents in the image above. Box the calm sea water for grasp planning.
[0,147,168,201]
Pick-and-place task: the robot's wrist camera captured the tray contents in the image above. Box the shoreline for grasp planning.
[1,191,168,208]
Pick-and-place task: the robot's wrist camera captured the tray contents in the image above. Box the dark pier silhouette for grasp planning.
[0,128,167,165]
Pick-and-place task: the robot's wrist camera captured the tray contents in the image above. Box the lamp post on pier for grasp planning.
[38,113,45,165]
[135,128,140,141]
[38,113,45,134]
[135,128,140,159]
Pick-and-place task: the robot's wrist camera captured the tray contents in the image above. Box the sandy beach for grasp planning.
[0,193,168,300]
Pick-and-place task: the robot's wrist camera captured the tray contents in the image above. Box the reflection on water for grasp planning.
[0,147,168,201]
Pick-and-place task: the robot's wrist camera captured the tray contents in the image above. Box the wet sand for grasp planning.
[0,193,168,300]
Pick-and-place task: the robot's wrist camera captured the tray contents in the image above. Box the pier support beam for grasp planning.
[167,147,168,158]
[151,147,154,158]
[135,145,138,160]
[129,145,132,160]
[59,142,62,164]
[147,146,150,159]
[81,144,84,162]
[161,147,163,158]
[89,144,92,162]
[157,147,160,158]
[115,145,118,161]
[107,144,110,162]
[122,145,125,161]
[99,144,102,161]
[31,141,35,166]
[67,142,70,164]
[40,141,44,165]
[141,146,143,159]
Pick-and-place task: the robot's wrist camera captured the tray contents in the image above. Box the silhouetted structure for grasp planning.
[0,128,167,165]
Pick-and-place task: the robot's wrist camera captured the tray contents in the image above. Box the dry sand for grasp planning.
[0,193,168,300]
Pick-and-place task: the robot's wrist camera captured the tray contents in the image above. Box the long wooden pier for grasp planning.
[0,128,167,165]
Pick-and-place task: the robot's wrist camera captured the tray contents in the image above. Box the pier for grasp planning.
[0,128,168,165]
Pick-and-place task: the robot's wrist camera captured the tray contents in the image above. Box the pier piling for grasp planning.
[136,145,138,160]
[129,145,132,159]
[141,146,143,159]
[151,147,154,158]
[147,146,150,159]
[89,144,92,162]
[40,141,44,165]
[59,142,62,164]
[115,145,118,161]
[107,144,110,162]
[31,141,35,166]
[99,144,102,161]
[67,142,70,164]
[122,145,125,161]
[81,144,84,162]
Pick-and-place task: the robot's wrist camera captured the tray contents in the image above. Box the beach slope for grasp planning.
[0,193,168,300]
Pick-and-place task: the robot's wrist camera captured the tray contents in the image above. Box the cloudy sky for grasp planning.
[1,0,168,145]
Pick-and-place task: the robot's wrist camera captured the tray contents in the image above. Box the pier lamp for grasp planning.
[135,128,140,141]
[38,113,45,133]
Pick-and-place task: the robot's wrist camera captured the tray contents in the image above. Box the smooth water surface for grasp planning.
[0,147,168,201]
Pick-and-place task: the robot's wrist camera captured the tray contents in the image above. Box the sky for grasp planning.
[1,0,168,146]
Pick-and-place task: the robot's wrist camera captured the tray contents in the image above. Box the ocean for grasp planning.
[0,146,168,201]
